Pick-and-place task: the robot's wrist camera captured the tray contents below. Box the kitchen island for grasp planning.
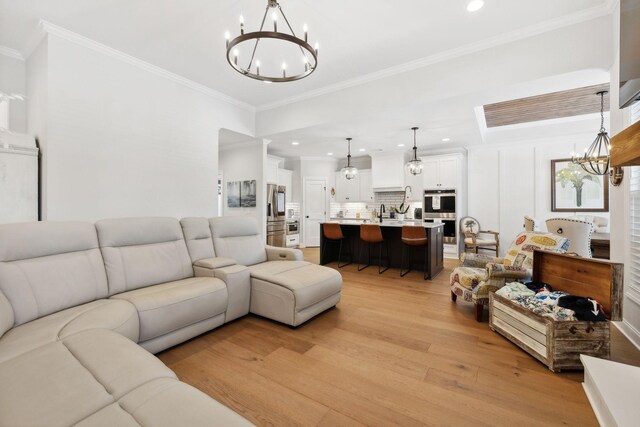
[320,220,445,279]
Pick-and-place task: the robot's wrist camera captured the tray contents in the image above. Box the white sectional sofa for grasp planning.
[0,216,342,426]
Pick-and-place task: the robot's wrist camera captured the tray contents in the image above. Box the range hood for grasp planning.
[370,151,406,191]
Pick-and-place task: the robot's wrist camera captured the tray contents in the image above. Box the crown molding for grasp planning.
[257,2,615,112]
[29,20,254,112]
[0,45,24,61]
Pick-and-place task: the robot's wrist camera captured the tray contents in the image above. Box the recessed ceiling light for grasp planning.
[291,141,299,145]
[467,0,484,12]
[359,148,366,152]
[442,138,451,142]
[327,152,333,155]
[397,144,405,147]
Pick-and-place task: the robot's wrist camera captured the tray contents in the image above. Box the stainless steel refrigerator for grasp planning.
[266,184,286,247]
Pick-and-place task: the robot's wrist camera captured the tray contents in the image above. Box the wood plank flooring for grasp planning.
[159,248,640,426]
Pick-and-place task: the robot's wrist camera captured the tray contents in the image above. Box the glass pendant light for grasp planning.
[405,127,423,175]
[341,137,358,180]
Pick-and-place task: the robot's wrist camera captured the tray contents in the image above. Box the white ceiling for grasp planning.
[0,0,609,108]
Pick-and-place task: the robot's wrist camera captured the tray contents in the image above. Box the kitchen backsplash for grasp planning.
[330,191,422,219]
[286,202,300,219]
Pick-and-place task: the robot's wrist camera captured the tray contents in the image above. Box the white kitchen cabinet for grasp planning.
[277,168,293,202]
[335,172,360,202]
[358,170,374,202]
[403,168,423,202]
[370,152,406,190]
[423,155,460,190]
[266,158,279,184]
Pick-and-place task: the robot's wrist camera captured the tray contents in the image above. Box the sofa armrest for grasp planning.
[460,252,503,268]
[193,257,237,269]
[265,245,304,261]
[486,263,531,281]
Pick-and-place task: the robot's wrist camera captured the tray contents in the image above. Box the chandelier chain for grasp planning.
[246,5,271,73]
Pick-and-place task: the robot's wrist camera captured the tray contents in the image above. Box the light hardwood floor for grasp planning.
[159,248,640,426]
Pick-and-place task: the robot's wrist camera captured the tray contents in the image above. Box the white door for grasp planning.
[304,178,326,247]
[438,158,459,189]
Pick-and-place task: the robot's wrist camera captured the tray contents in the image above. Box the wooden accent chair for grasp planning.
[460,216,499,256]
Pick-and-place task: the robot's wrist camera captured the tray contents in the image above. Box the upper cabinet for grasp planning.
[403,168,423,201]
[265,157,280,184]
[359,170,374,202]
[422,154,461,190]
[277,168,293,202]
[371,152,406,191]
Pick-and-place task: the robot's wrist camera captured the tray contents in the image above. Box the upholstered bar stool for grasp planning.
[322,223,352,268]
[358,224,389,274]
[400,226,429,280]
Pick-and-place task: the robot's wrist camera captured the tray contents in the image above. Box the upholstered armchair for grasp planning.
[460,216,499,256]
[450,231,570,321]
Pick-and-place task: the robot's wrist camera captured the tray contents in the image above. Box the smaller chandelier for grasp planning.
[405,127,423,176]
[225,0,318,83]
[572,91,610,176]
[342,138,358,180]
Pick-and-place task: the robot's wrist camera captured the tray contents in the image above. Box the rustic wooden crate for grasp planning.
[489,250,623,372]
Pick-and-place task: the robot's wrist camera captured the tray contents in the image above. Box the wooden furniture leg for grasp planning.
[451,291,457,302]
[475,303,483,322]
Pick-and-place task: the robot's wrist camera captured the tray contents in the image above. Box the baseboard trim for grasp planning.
[613,320,640,351]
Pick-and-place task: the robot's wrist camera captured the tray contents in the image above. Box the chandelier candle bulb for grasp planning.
[272,11,278,32]
[224,31,230,48]
[256,60,260,76]
[303,23,308,42]
[239,15,244,34]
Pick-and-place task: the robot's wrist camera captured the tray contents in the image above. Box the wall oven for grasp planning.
[424,189,456,217]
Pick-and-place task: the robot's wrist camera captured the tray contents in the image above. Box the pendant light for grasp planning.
[405,127,423,175]
[341,138,358,180]
[571,91,623,186]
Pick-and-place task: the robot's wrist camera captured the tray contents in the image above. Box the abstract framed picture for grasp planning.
[226,181,241,208]
[551,158,609,212]
[240,180,257,207]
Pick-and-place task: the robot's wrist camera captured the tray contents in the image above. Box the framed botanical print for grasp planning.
[551,159,609,212]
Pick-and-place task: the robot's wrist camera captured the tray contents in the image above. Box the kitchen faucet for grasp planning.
[379,204,386,223]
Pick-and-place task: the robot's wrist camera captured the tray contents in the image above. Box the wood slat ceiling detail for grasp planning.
[483,83,610,128]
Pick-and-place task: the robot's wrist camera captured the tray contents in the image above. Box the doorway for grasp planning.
[303,177,327,247]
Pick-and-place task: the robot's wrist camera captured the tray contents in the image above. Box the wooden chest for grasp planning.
[489,250,623,372]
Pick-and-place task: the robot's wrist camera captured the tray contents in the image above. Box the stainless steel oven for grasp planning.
[286,220,299,235]
[424,189,456,217]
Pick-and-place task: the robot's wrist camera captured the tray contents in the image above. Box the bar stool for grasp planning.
[322,223,352,268]
[358,224,389,274]
[400,226,429,280]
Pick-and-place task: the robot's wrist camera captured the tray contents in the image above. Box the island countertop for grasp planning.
[322,220,444,228]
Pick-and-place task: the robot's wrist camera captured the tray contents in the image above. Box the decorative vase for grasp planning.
[397,214,405,222]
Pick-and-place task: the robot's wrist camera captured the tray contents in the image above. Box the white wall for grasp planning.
[219,139,266,238]
[468,132,611,255]
[26,34,254,221]
[0,53,27,133]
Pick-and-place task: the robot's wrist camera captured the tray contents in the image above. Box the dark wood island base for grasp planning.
[319,222,445,279]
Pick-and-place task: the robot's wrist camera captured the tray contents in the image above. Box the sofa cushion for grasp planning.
[210,217,267,266]
[0,299,139,363]
[248,261,342,311]
[180,217,216,262]
[112,277,227,342]
[0,221,109,327]
[0,329,175,427]
[96,218,193,295]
